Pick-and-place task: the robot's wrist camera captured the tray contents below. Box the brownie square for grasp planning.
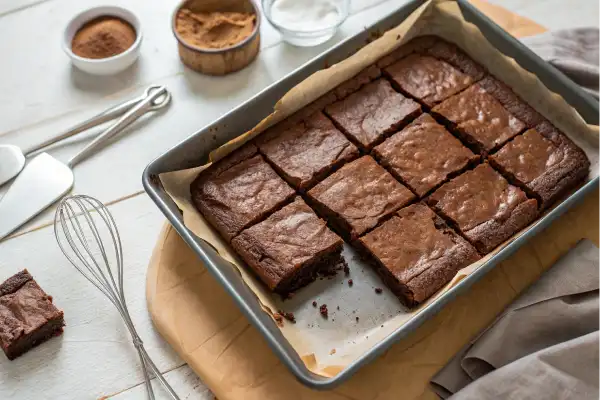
[191,147,295,242]
[427,163,538,254]
[256,111,359,190]
[0,270,64,360]
[477,76,544,128]
[489,123,590,209]
[307,156,415,241]
[231,197,344,295]
[432,83,527,154]
[359,203,480,308]
[384,54,476,107]
[324,79,421,150]
[373,114,478,197]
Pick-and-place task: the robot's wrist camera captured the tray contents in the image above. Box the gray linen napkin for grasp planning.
[430,239,599,399]
[521,28,599,98]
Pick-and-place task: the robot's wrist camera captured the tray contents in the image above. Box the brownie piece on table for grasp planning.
[191,146,295,242]
[307,156,415,241]
[324,79,421,150]
[489,122,590,209]
[373,114,479,197]
[256,111,359,190]
[427,163,538,254]
[432,83,527,154]
[359,204,480,308]
[231,197,344,295]
[0,270,64,360]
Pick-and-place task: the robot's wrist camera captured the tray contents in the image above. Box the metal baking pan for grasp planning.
[143,0,599,389]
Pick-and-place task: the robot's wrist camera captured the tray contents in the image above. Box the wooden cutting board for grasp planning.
[146,2,595,399]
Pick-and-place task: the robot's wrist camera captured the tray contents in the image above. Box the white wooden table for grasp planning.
[0,0,597,398]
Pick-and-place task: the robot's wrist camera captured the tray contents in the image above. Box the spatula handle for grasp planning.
[67,86,170,168]
[24,85,168,156]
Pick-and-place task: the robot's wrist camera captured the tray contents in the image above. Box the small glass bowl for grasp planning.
[262,0,349,47]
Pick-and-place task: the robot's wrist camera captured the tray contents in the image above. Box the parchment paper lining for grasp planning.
[159,0,599,377]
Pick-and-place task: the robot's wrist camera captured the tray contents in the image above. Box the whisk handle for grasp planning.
[139,346,181,400]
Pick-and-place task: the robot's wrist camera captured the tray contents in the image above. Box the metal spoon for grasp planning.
[0,85,169,187]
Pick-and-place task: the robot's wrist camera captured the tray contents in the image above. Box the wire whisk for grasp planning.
[54,194,180,400]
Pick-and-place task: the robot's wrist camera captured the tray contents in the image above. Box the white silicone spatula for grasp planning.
[0,85,167,187]
[0,85,170,241]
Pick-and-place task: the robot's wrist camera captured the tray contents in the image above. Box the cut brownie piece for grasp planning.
[307,156,415,241]
[384,54,476,107]
[489,123,590,209]
[432,83,527,154]
[427,163,538,254]
[359,203,480,308]
[477,76,544,128]
[231,197,344,295]
[0,270,64,360]
[191,148,295,242]
[324,79,421,150]
[377,35,439,68]
[256,111,359,190]
[373,114,479,197]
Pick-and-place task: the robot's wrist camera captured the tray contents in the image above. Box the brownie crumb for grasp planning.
[355,316,359,322]
[348,279,353,286]
[283,312,296,323]
[336,306,340,310]
[312,301,317,307]
[320,304,328,318]
[375,287,383,294]
[273,313,284,326]
[343,262,350,276]
[330,348,337,355]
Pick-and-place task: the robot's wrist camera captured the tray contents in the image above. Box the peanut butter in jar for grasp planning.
[175,8,256,50]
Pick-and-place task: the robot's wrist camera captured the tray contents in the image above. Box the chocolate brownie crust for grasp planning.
[477,76,544,128]
[490,122,590,208]
[231,198,343,294]
[425,40,485,81]
[377,35,439,68]
[373,113,479,196]
[307,156,415,240]
[0,270,65,360]
[359,204,480,307]
[191,154,295,242]
[384,54,476,107]
[256,111,359,190]
[432,83,527,153]
[0,270,33,297]
[427,163,538,253]
[325,79,422,150]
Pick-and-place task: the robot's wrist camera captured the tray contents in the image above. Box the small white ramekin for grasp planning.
[63,6,142,75]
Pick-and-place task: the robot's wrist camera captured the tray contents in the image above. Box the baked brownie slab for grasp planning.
[307,156,415,241]
[256,111,359,190]
[0,270,64,360]
[359,204,480,308]
[489,122,590,209]
[427,163,538,254]
[432,83,527,154]
[373,114,479,197]
[191,148,295,242]
[231,197,343,295]
[324,79,421,150]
